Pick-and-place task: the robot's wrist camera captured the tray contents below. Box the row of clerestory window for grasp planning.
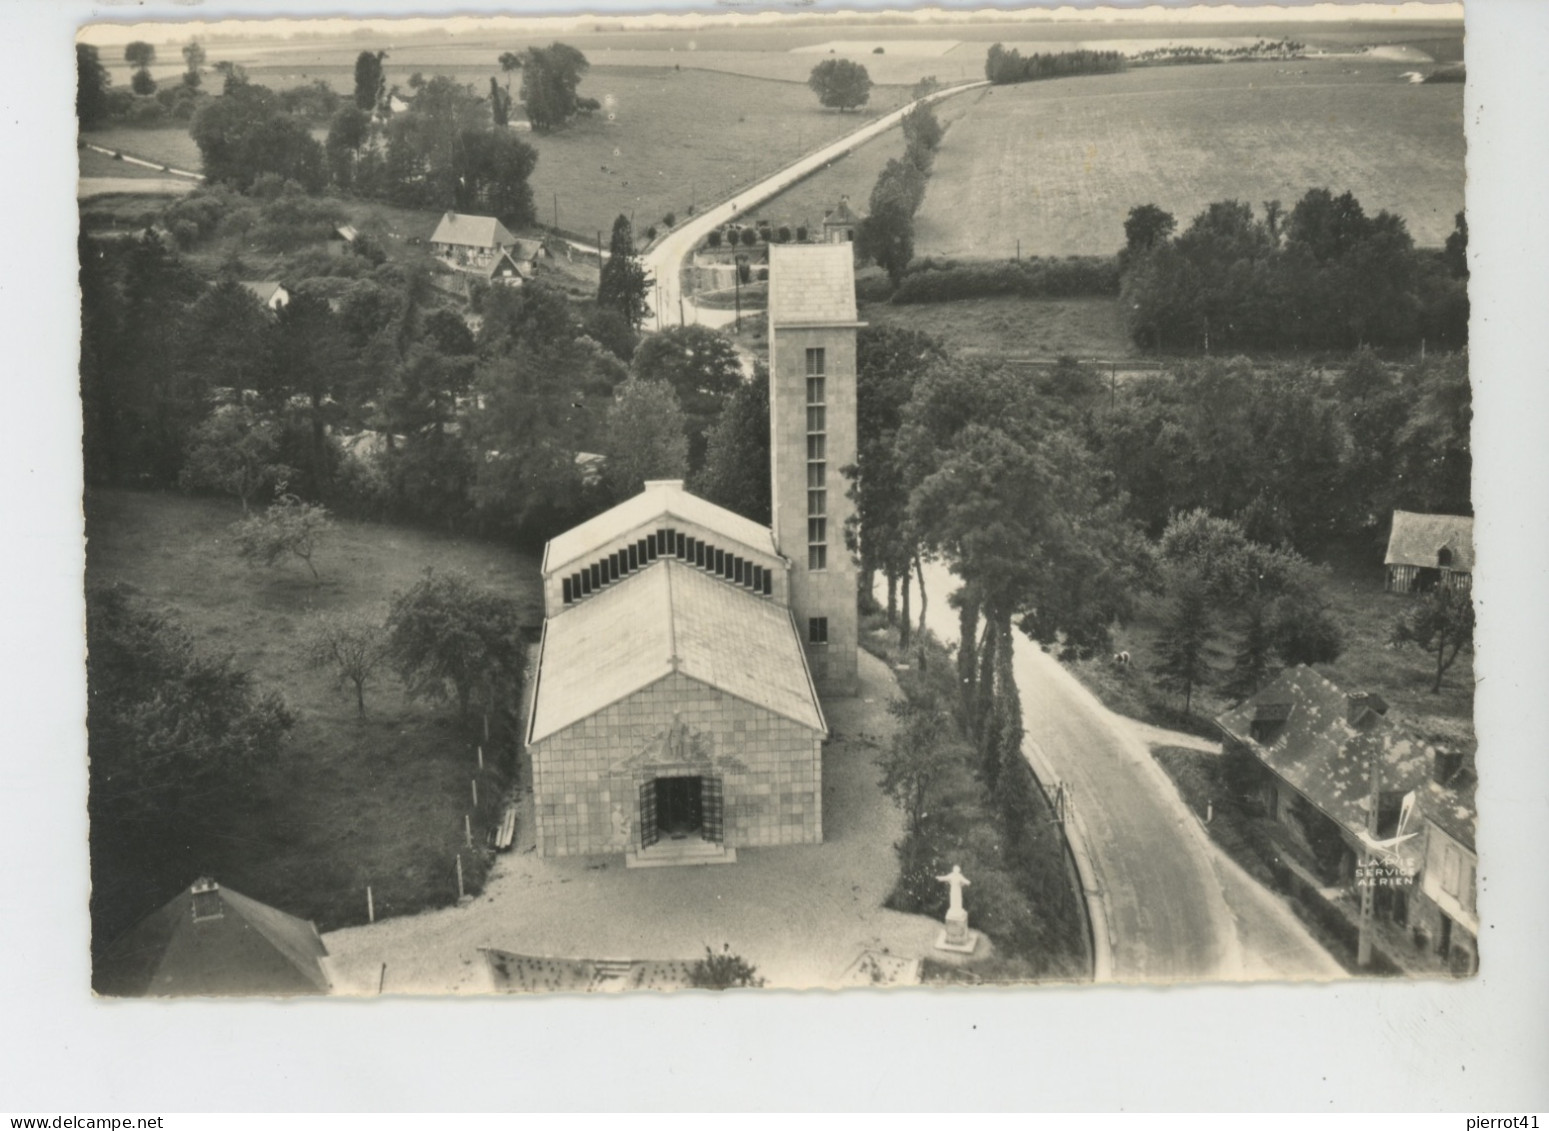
[559,527,776,606]
[806,348,828,572]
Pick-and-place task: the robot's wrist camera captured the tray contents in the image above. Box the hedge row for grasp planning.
[890,255,1121,304]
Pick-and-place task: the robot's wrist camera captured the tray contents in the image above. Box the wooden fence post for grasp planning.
[465,813,474,848]
[472,778,479,808]
[456,853,465,900]
[366,884,375,924]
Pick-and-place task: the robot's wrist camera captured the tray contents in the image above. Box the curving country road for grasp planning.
[640,81,989,332]
[909,562,1343,983]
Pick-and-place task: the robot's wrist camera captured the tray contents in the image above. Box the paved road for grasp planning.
[909,562,1343,983]
[640,81,989,332]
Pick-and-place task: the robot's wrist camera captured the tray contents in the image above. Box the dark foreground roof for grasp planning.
[96,878,330,998]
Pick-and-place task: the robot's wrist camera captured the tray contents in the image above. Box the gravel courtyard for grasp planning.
[323,649,943,994]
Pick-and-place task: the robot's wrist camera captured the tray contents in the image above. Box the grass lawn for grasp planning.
[79,145,190,181]
[85,489,544,941]
[81,126,204,174]
[859,294,1134,359]
[915,56,1465,258]
[1068,552,1474,752]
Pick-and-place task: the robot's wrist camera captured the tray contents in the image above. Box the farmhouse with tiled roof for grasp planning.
[1218,667,1478,974]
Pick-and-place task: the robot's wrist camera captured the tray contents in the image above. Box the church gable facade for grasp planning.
[524,246,859,864]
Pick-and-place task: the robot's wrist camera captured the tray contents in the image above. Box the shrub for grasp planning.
[645,225,658,241]
[740,228,758,247]
[706,229,722,249]
[854,273,896,303]
[776,225,792,243]
[663,211,676,228]
[890,255,1122,303]
[796,225,808,242]
[756,267,768,282]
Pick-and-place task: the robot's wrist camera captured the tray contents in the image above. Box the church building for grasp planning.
[524,244,860,864]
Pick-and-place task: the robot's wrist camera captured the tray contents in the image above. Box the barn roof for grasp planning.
[543,479,776,577]
[95,878,330,998]
[430,211,517,249]
[1217,667,1437,849]
[526,559,826,744]
[768,243,857,325]
[1385,510,1474,572]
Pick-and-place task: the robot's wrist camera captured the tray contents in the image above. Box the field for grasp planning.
[915,57,1466,258]
[521,67,911,241]
[741,82,986,234]
[859,294,1133,360]
[87,17,1462,90]
[85,490,544,943]
[79,125,203,173]
[1070,555,1475,753]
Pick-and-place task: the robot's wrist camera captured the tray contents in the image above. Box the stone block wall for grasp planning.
[530,671,823,857]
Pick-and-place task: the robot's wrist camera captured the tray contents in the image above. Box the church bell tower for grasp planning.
[767,244,862,697]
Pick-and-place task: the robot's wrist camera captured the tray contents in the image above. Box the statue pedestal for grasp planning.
[934,908,978,954]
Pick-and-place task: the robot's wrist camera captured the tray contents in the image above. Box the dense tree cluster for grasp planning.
[87,585,294,954]
[807,58,873,111]
[518,43,600,132]
[1120,190,1469,352]
[985,44,1125,84]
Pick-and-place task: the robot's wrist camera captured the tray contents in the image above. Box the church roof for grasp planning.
[95,878,331,997]
[542,479,777,577]
[768,244,857,325]
[1385,510,1474,572]
[527,559,826,744]
[429,211,517,249]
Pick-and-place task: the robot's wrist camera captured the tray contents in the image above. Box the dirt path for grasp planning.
[322,648,941,994]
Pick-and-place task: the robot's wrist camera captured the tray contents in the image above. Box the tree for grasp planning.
[305,612,390,718]
[230,491,333,585]
[1392,586,1475,693]
[1154,567,1214,714]
[1443,210,1469,279]
[489,76,511,126]
[629,324,742,466]
[181,40,206,90]
[385,571,526,721]
[688,944,764,989]
[807,58,872,111]
[125,42,156,95]
[876,683,958,842]
[604,378,689,499]
[597,214,653,329]
[87,585,292,947]
[900,100,943,161]
[179,407,290,513]
[519,42,595,132]
[77,44,113,128]
[354,50,387,112]
[1123,203,1176,255]
[190,79,327,192]
[693,365,771,525]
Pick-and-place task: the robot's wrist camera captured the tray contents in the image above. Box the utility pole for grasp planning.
[1357,743,1380,968]
[734,259,742,332]
[553,192,559,232]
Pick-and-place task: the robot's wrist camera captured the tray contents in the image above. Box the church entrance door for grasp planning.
[655,776,704,841]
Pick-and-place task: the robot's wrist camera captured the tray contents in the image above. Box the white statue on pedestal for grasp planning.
[934,864,978,953]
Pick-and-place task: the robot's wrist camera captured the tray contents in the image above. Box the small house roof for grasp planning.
[1385,510,1474,572]
[239,281,286,306]
[768,244,857,325]
[824,197,859,225]
[481,248,533,280]
[527,558,825,744]
[543,479,776,577]
[430,211,517,250]
[95,878,330,997]
[1217,667,1435,844]
[332,224,359,242]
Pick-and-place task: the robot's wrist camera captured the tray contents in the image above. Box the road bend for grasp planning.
[641,81,990,333]
[907,562,1343,983]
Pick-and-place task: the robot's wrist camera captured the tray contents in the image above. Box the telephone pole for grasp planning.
[1357,743,1380,968]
